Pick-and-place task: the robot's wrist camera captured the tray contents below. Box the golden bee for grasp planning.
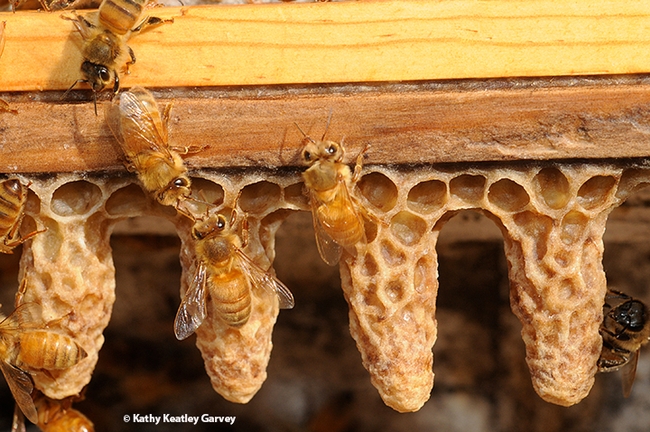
[0,302,87,424]
[0,179,43,254]
[62,0,172,112]
[598,288,650,397]
[174,209,295,340]
[297,120,368,266]
[12,391,94,432]
[105,86,192,210]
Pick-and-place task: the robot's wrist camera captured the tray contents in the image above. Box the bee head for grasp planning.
[157,176,192,207]
[81,61,116,92]
[321,140,343,162]
[301,140,344,165]
[192,213,228,241]
[77,61,117,115]
[301,140,319,166]
[614,300,648,332]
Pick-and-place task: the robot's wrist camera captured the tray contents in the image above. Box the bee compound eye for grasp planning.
[99,67,110,82]
[192,228,204,240]
[216,215,227,230]
[303,151,312,161]
[174,178,189,188]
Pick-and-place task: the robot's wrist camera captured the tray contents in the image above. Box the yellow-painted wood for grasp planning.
[1,1,650,91]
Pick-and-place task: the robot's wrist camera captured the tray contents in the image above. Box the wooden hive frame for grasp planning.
[1,0,650,418]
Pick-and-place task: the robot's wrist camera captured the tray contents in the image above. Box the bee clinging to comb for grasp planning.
[297,114,369,266]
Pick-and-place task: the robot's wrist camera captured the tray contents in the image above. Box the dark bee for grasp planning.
[598,288,650,397]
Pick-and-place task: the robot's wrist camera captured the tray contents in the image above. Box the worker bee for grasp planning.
[105,86,192,210]
[12,391,94,432]
[0,302,88,424]
[62,0,172,113]
[297,119,368,266]
[174,208,295,340]
[598,288,650,397]
[0,179,43,254]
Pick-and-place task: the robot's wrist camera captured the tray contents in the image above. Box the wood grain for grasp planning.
[2,1,650,91]
[2,78,650,173]
[0,21,4,59]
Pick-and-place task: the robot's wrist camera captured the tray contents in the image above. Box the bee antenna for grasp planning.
[61,79,87,101]
[294,122,315,144]
[321,109,333,141]
[93,91,98,116]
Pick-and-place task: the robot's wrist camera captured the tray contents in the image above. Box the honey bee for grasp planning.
[105,86,192,210]
[0,179,44,254]
[0,302,88,424]
[297,119,368,266]
[174,208,295,340]
[598,288,650,397]
[12,391,94,432]
[62,0,172,113]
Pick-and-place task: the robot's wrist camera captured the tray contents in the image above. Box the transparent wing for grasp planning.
[105,88,174,166]
[236,250,295,309]
[174,263,208,340]
[621,350,640,398]
[0,303,43,332]
[104,96,126,146]
[11,402,27,432]
[309,193,342,267]
[0,362,36,424]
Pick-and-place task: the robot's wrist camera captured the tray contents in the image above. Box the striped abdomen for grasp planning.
[209,268,252,328]
[17,331,87,370]
[99,0,147,35]
[317,193,365,251]
[0,179,27,242]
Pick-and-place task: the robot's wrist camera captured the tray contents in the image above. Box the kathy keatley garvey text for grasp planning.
[128,414,236,425]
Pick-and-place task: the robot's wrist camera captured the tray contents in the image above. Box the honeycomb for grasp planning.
[8,160,650,413]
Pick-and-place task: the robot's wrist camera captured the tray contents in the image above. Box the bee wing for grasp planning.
[0,303,43,331]
[235,250,295,310]
[0,362,37,424]
[309,193,342,267]
[105,89,174,164]
[174,262,208,340]
[621,349,640,398]
[11,403,27,432]
[104,97,126,145]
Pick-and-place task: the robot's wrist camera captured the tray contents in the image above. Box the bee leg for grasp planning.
[171,144,208,155]
[606,288,632,301]
[240,214,250,248]
[123,48,136,75]
[601,324,630,340]
[0,100,18,114]
[174,201,196,221]
[61,13,96,40]
[3,214,45,252]
[14,278,27,307]
[36,0,51,11]
[11,403,26,432]
[351,143,371,183]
